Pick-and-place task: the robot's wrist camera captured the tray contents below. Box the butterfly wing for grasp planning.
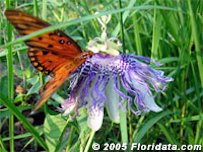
[5,9,83,75]
[34,51,93,111]
[28,47,68,75]
[5,9,93,111]
[34,62,75,111]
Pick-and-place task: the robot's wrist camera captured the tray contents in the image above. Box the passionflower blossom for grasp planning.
[61,15,173,131]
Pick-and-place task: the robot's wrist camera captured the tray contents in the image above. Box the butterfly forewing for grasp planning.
[5,9,82,65]
[5,9,93,111]
[5,9,50,32]
[25,30,82,60]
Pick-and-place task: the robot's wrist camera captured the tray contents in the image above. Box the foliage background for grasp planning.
[0,0,203,151]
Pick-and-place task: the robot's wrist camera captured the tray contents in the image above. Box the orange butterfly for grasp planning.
[5,9,93,111]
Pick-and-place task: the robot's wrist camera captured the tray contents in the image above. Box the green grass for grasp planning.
[0,0,203,151]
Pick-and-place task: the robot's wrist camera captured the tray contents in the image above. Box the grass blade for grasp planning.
[188,0,203,88]
[133,110,171,143]
[5,0,14,151]
[0,93,48,150]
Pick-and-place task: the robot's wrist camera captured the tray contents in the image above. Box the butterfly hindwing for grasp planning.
[33,62,74,111]
[33,54,92,111]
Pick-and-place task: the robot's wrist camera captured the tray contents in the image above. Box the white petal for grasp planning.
[87,106,104,131]
[136,83,162,112]
[143,93,162,112]
[129,71,162,112]
[61,98,77,116]
[105,77,120,123]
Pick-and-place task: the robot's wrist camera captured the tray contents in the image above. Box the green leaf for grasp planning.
[26,76,40,95]
[76,108,91,152]
[43,114,67,152]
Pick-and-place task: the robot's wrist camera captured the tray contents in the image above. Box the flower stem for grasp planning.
[84,131,95,152]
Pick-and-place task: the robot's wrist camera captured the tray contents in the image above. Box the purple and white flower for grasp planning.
[61,14,173,131]
[61,52,173,131]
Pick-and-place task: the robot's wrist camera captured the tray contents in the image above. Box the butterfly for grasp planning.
[5,9,93,111]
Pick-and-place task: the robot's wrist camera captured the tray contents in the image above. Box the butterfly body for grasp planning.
[5,9,93,111]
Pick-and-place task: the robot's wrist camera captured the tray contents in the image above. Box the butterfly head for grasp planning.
[73,51,93,63]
